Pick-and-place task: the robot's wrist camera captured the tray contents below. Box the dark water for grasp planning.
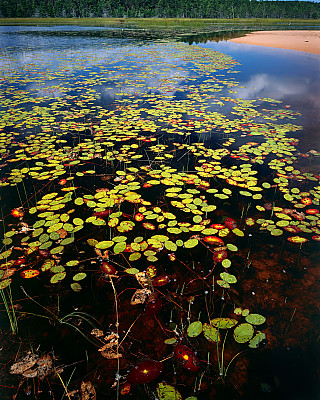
[0,24,319,400]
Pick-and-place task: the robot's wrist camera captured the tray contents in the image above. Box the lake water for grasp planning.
[0,24,319,400]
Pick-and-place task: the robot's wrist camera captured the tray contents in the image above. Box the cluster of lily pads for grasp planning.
[0,37,319,398]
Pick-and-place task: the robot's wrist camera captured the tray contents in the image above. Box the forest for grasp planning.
[0,0,319,19]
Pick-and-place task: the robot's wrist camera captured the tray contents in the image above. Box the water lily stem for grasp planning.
[109,275,120,400]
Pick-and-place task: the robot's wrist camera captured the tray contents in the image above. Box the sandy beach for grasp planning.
[230,30,320,55]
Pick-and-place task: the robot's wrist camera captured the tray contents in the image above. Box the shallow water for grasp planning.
[0,24,319,400]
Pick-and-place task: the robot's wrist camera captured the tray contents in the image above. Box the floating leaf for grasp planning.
[73,273,87,281]
[187,321,203,337]
[95,241,113,249]
[203,323,221,343]
[165,240,177,252]
[50,266,65,274]
[50,246,64,255]
[20,270,40,279]
[0,249,12,260]
[125,268,140,275]
[232,228,244,237]
[216,280,230,288]
[220,272,237,284]
[156,383,182,400]
[248,332,266,348]
[184,238,199,249]
[210,318,238,329]
[0,278,12,289]
[287,236,308,244]
[245,314,266,325]
[114,242,126,254]
[164,337,177,345]
[233,323,254,343]
[66,260,80,267]
[60,237,75,246]
[50,272,66,284]
[222,259,231,268]
[226,243,238,252]
[129,252,141,261]
[71,282,82,292]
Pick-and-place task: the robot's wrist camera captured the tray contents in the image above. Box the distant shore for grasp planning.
[230,30,320,55]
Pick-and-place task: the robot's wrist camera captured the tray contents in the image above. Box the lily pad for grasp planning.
[187,321,203,337]
[50,272,66,284]
[210,318,238,329]
[245,314,266,325]
[233,323,254,343]
[156,383,182,400]
[184,238,199,249]
[203,323,221,343]
[248,332,266,348]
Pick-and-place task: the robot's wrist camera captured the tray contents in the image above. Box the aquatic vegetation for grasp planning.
[0,25,319,400]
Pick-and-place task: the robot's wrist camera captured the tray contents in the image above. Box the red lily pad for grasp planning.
[100,262,117,275]
[152,275,170,287]
[287,236,308,244]
[224,218,237,230]
[202,236,224,246]
[306,209,319,215]
[301,197,312,205]
[20,269,40,279]
[174,344,199,372]
[213,250,227,263]
[127,360,163,384]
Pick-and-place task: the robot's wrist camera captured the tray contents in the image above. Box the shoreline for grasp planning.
[230,30,320,55]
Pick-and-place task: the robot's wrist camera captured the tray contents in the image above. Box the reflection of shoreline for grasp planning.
[180,30,252,45]
[230,30,320,55]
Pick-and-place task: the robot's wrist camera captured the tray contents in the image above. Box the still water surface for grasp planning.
[0,24,319,400]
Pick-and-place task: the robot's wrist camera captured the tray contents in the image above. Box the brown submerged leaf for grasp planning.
[36,354,53,379]
[130,288,151,305]
[91,328,104,338]
[11,352,53,379]
[10,352,39,375]
[80,381,96,400]
[98,333,122,359]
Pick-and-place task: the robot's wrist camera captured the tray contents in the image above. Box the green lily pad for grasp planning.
[216,280,230,288]
[129,252,141,261]
[50,266,65,273]
[66,260,80,267]
[187,321,203,337]
[50,272,66,284]
[95,241,113,249]
[233,323,254,343]
[60,237,75,246]
[70,282,82,292]
[156,383,182,400]
[73,273,87,281]
[50,245,64,255]
[184,238,199,249]
[222,259,231,268]
[165,240,177,252]
[210,318,238,329]
[248,332,266,348]
[245,313,266,325]
[203,323,221,343]
[0,278,12,289]
[164,337,177,345]
[220,272,237,284]
[226,243,238,252]
[125,268,140,274]
[114,242,127,254]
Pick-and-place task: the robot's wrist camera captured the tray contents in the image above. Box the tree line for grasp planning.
[0,0,319,19]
